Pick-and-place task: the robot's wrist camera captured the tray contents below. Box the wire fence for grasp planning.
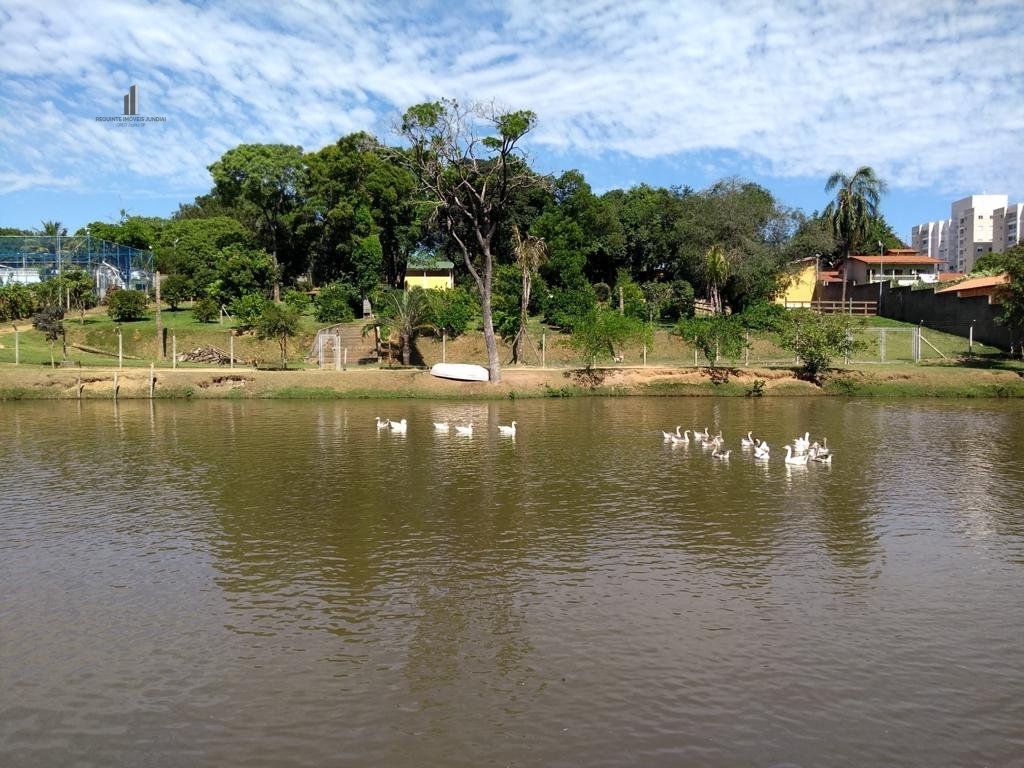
[0,235,154,296]
[603,325,998,369]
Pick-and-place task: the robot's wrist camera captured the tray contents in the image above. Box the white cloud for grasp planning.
[0,0,1021,219]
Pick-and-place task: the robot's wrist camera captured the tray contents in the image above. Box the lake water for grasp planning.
[2,397,1023,767]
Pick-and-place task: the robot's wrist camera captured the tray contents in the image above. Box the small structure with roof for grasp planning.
[847,248,942,286]
[404,249,454,291]
[934,273,1008,302]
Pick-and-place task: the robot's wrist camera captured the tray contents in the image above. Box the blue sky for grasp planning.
[2,0,1023,245]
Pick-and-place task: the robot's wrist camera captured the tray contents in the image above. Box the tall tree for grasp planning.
[299,133,420,290]
[994,243,1024,356]
[32,305,66,366]
[702,243,730,315]
[511,223,547,364]
[255,302,301,369]
[399,99,540,383]
[208,144,306,301]
[823,166,888,303]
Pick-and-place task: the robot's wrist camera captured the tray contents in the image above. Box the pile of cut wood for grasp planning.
[178,345,235,365]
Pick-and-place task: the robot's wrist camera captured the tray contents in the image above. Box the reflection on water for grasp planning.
[1,398,1023,767]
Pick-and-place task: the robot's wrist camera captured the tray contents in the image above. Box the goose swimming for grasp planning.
[784,444,808,465]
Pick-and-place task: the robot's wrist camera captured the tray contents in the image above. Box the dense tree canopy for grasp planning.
[11,100,931,367]
[398,98,542,383]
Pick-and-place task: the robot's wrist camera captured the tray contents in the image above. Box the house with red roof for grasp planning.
[846,249,943,286]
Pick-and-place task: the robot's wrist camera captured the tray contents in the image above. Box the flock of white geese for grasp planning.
[662,426,832,466]
[374,415,828,464]
[375,416,516,437]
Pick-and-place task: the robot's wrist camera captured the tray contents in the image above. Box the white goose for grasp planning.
[711,447,731,460]
[388,418,407,433]
[375,416,389,430]
[740,431,756,448]
[692,427,710,442]
[784,444,809,465]
[793,432,810,452]
[754,440,771,459]
[498,420,517,436]
[454,423,474,436]
[670,429,691,446]
[812,452,833,464]
[433,421,450,432]
[662,425,682,442]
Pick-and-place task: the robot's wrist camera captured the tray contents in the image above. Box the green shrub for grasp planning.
[314,282,358,324]
[738,301,788,332]
[663,280,696,320]
[192,297,219,323]
[105,289,149,322]
[230,292,270,331]
[543,284,598,331]
[426,286,477,338]
[160,273,192,310]
[283,287,312,315]
[0,283,38,321]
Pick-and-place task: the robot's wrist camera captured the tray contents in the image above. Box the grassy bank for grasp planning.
[2,308,1022,399]
[2,359,1024,400]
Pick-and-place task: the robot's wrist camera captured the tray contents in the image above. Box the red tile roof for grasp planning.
[849,254,942,265]
[934,273,1008,294]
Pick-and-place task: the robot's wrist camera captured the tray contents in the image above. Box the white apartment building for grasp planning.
[993,203,1023,253]
[952,194,1007,272]
[910,220,951,268]
[912,194,1011,273]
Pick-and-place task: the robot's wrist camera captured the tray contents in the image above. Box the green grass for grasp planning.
[0,307,1014,375]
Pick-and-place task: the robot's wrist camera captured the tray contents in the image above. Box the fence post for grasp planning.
[117,326,123,369]
[542,333,546,369]
[230,334,235,368]
[172,332,177,369]
[969,323,974,355]
[879,328,886,363]
[13,327,18,365]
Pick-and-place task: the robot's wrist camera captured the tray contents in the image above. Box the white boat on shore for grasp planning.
[429,363,489,382]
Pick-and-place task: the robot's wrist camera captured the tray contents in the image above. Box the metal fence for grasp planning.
[0,235,154,297]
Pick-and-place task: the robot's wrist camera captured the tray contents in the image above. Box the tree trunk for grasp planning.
[840,255,848,305]
[514,271,532,365]
[402,333,411,366]
[272,248,281,303]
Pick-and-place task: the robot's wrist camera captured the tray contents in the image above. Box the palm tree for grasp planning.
[511,223,547,364]
[703,243,730,315]
[368,287,432,366]
[823,167,888,304]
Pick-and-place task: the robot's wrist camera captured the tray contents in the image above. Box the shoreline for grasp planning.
[2,362,1024,399]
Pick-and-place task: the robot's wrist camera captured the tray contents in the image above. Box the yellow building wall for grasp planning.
[404,273,453,290]
[775,261,817,306]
